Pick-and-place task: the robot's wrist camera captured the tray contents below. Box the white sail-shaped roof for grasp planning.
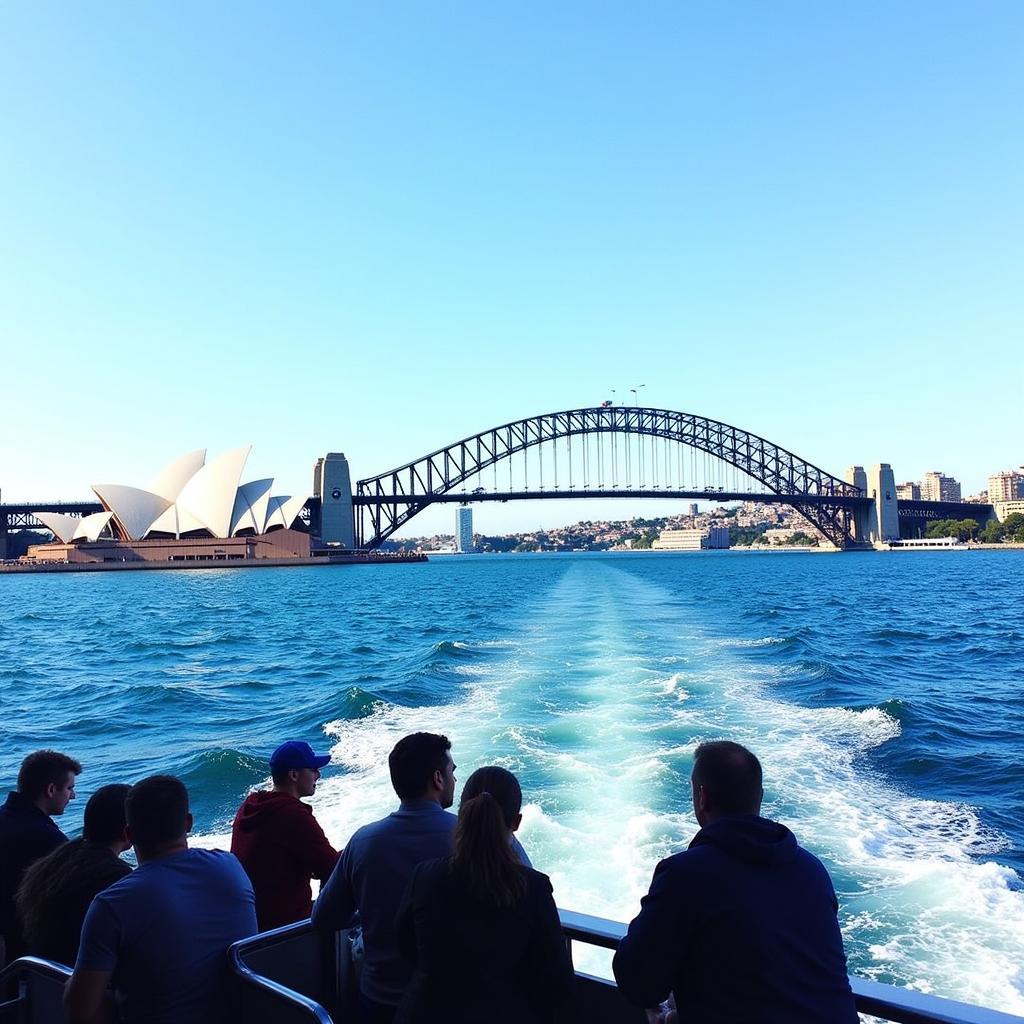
[92,485,173,541]
[264,494,307,532]
[68,447,308,544]
[149,449,206,501]
[72,511,113,542]
[176,446,251,539]
[33,511,80,543]
[230,479,274,536]
[146,504,208,538]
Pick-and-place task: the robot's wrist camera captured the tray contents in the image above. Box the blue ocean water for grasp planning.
[2,551,1023,1010]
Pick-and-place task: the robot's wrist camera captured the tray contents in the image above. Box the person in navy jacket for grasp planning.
[613,741,858,1024]
[0,749,81,965]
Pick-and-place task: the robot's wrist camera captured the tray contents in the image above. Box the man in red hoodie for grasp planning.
[231,741,340,931]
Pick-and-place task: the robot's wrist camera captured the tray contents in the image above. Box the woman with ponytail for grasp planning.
[395,766,573,1023]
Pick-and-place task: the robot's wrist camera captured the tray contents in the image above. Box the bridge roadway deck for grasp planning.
[353,489,871,507]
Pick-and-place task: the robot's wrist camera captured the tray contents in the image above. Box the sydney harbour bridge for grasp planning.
[0,406,992,556]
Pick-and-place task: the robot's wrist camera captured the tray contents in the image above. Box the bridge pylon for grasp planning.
[867,463,900,543]
[314,453,355,548]
[845,466,873,543]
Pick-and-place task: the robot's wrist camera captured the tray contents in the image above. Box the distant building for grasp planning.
[456,505,474,552]
[988,470,1024,503]
[653,526,729,550]
[921,471,961,503]
[687,503,698,516]
[994,500,1024,523]
[705,526,730,549]
[896,482,921,501]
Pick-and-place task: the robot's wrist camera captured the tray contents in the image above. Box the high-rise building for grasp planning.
[456,505,474,552]
[988,470,1024,503]
[896,482,921,501]
[921,471,961,503]
[687,503,699,517]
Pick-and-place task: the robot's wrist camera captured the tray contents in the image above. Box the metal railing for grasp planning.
[227,911,1024,1024]
[5,911,1020,1024]
[558,909,1024,1024]
[0,956,71,1024]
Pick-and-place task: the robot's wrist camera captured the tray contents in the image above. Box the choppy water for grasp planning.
[2,551,1023,1011]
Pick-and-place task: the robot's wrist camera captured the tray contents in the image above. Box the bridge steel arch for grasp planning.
[355,407,864,550]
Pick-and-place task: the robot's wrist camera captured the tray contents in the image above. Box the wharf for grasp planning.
[0,551,427,575]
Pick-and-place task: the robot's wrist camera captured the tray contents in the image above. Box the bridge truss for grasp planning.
[355,406,865,549]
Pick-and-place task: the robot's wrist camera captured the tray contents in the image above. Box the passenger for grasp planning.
[612,741,858,1024]
[394,766,573,1023]
[0,749,81,965]
[230,740,340,930]
[64,775,257,1024]
[16,783,132,967]
[313,733,464,1024]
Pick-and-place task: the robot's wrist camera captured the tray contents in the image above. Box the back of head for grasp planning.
[460,765,522,828]
[18,750,82,800]
[83,784,131,844]
[388,732,451,801]
[692,741,763,816]
[126,776,190,853]
[452,767,526,908]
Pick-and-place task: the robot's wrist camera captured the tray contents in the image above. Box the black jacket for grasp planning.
[613,815,858,1023]
[0,792,67,961]
[395,857,574,1024]
[16,839,132,966]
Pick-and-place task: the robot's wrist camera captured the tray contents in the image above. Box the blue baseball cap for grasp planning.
[269,741,331,772]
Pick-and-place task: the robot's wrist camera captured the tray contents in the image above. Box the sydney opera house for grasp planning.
[30,447,315,565]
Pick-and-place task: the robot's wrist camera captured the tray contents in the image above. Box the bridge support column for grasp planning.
[845,466,871,543]
[315,453,355,548]
[868,463,900,542]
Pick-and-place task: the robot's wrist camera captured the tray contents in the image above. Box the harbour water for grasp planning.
[2,551,1023,1011]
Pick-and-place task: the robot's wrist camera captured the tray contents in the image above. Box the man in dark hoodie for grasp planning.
[613,741,858,1024]
[231,740,340,930]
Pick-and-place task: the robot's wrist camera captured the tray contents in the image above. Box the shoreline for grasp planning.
[0,552,427,575]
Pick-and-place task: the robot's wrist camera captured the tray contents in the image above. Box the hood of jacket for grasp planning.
[233,790,311,834]
[688,814,799,868]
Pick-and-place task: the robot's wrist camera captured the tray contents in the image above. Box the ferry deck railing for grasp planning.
[228,911,1024,1024]
[0,956,71,1024]
[1,914,1019,1024]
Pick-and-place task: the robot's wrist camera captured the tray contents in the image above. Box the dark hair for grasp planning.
[17,750,82,799]
[126,775,190,850]
[692,741,763,815]
[271,768,293,787]
[388,733,451,801]
[452,767,526,908]
[83,784,131,844]
[460,766,522,828]
[16,783,131,957]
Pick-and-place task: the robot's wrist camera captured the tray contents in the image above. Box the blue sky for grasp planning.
[2,3,1021,535]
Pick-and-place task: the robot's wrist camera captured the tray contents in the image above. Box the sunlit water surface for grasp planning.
[2,551,1023,1011]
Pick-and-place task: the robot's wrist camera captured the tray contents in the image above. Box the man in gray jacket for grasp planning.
[313,733,460,1024]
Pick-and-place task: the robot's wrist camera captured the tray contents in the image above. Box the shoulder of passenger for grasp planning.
[523,866,553,888]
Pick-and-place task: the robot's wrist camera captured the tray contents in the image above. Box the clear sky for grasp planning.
[2,2,1021,536]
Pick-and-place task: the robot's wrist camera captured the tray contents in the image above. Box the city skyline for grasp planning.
[2,4,1022,535]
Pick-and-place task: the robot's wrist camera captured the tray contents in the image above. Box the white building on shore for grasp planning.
[653,526,730,550]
